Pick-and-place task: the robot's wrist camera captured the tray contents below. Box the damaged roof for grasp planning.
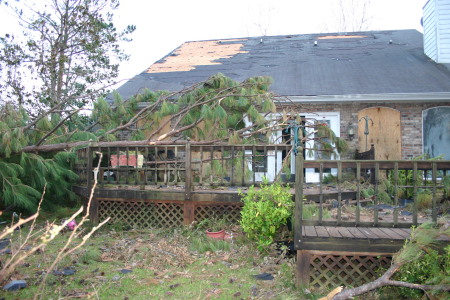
[114,29,450,100]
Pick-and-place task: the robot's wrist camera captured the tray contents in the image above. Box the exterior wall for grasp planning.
[423,0,450,63]
[289,101,449,160]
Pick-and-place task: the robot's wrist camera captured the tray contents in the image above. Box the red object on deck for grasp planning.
[110,155,138,167]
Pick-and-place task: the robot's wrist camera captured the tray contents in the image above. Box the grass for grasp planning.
[302,203,332,220]
[0,223,313,300]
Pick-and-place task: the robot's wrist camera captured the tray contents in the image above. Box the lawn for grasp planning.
[0,221,312,300]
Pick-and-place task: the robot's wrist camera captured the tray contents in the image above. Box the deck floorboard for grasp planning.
[315,226,329,237]
[304,226,317,237]
[303,226,410,240]
[346,227,367,238]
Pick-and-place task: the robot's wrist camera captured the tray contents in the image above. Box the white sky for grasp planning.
[1,0,428,86]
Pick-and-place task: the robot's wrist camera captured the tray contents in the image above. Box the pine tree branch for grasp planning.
[104,82,204,137]
[35,108,81,146]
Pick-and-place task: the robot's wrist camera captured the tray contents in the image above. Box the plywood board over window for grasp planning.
[357,107,401,160]
[423,106,450,160]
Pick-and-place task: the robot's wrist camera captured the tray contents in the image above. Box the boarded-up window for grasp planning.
[423,107,450,160]
[357,107,401,160]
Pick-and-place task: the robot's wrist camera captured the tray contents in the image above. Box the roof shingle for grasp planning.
[114,29,450,100]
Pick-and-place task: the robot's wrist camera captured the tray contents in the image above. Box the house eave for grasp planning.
[288,93,450,104]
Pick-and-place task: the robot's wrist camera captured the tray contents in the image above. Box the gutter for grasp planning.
[288,92,450,104]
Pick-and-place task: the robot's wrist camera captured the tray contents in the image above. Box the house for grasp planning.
[112,2,450,182]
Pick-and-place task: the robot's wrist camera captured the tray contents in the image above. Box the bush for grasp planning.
[393,245,450,299]
[322,174,337,184]
[417,189,432,210]
[377,191,391,204]
[239,181,293,250]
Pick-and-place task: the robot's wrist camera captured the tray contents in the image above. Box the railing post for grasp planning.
[432,162,437,223]
[184,141,194,225]
[294,147,304,249]
[337,161,342,224]
[87,146,93,199]
[319,162,324,225]
[356,161,361,225]
[374,162,379,226]
[185,141,192,201]
[393,162,399,226]
[87,147,99,225]
[413,162,418,225]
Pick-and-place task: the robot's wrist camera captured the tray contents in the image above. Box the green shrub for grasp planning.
[361,187,374,199]
[393,245,450,299]
[443,175,450,198]
[416,189,432,210]
[239,181,293,250]
[377,191,391,204]
[322,174,337,184]
[361,182,392,204]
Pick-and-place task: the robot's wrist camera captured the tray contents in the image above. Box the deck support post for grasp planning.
[296,250,311,287]
[183,201,195,225]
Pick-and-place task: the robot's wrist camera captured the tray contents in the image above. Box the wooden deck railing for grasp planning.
[293,152,450,249]
[74,143,293,189]
[74,144,450,231]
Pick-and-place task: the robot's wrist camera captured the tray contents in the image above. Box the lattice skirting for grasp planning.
[297,250,392,289]
[97,199,242,228]
[98,200,184,227]
[194,203,242,224]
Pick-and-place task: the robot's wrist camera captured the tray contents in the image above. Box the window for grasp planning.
[253,150,267,173]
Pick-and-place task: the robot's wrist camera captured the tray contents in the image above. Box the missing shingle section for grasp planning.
[147,39,248,73]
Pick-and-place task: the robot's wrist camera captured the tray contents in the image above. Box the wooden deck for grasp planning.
[299,226,411,253]
[74,145,450,289]
[303,226,411,240]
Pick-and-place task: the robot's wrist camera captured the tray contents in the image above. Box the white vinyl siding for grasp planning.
[423,0,450,63]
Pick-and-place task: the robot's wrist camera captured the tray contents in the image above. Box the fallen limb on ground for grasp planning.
[318,286,342,300]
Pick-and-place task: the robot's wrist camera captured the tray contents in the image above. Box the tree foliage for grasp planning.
[0,73,347,211]
[0,0,134,212]
[0,151,78,212]
[0,0,135,112]
[91,74,279,143]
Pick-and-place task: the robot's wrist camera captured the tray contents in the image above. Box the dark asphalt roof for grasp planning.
[113,29,450,100]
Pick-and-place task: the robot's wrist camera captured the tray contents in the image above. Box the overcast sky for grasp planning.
[0,0,428,86]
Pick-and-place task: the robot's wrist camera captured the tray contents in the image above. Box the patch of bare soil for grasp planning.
[98,232,195,269]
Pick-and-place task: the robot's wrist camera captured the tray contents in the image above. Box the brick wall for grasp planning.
[290,101,449,160]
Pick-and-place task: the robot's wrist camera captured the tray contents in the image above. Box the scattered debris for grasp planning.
[252,272,274,280]
[3,280,27,291]
[250,284,259,296]
[67,219,77,230]
[52,267,76,276]
[0,238,9,250]
[169,283,180,289]
[221,261,232,267]
[120,269,132,274]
